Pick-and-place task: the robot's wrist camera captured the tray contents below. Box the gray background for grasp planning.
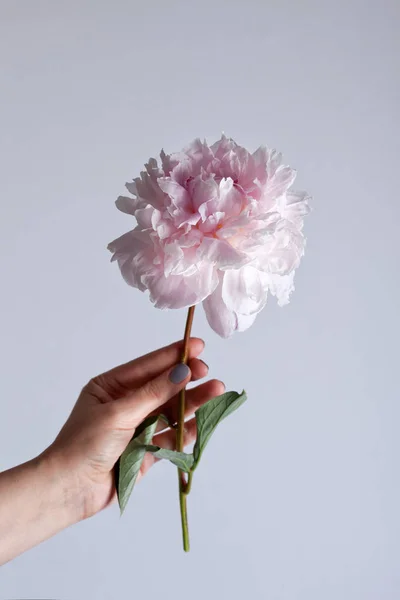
[0,0,399,598]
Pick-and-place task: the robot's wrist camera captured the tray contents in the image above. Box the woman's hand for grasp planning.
[47,337,224,521]
[0,338,224,565]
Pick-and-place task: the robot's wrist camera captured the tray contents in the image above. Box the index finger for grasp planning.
[100,337,204,392]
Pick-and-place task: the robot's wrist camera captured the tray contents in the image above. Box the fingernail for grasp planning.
[169,363,190,384]
[200,360,209,371]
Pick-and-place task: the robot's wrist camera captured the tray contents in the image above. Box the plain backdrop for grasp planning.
[0,1,399,598]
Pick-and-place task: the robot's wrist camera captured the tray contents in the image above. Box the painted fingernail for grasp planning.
[169,363,190,384]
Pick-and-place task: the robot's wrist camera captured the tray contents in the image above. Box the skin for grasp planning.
[0,338,224,565]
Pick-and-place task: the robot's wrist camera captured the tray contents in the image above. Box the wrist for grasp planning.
[36,447,87,527]
[0,451,86,565]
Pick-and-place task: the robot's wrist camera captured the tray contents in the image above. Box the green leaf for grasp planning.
[116,415,159,515]
[144,445,194,472]
[193,390,247,468]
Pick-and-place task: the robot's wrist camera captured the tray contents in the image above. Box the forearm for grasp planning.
[0,452,82,565]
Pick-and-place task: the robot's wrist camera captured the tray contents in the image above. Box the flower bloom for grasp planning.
[108,135,310,337]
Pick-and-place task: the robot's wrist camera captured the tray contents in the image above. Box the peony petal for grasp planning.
[222,266,269,315]
[125,181,138,196]
[150,209,177,239]
[236,312,257,332]
[251,223,305,275]
[145,157,162,178]
[107,229,147,261]
[163,241,184,277]
[210,134,237,160]
[283,190,311,226]
[197,237,249,269]
[160,149,173,176]
[135,206,154,229]
[130,227,154,245]
[118,248,156,291]
[170,246,199,276]
[170,160,194,186]
[183,138,214,168]
[115,195,147,215]
[108,228,158,292]
[218,146,256,189]
[143,261,218,310]
[235,146,256,187]
[265,165,296,197]
[178,211,201,229]
[218,177,243,216]
[198,212,225,233]
[156,221,176,239]
[266,149,283,179]
[252,145,268,185]
[189,174,219,213]
[202,274,238,338]
[219,150,241,180]
[158,178,190,207]
[266,271,295,306]
[177,228,203,248]
[134,171,165,208]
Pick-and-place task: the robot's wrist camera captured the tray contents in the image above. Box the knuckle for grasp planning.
[82,377,96,393]
[85,373,133,404]
[90,373,108,390]
[82,377,109,403]
[92,373,127,400]
[143,377,164,402]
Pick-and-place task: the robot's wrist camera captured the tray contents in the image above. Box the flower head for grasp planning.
[108,135,310,337]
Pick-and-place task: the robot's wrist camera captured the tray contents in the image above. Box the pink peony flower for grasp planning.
[108,135,310,337]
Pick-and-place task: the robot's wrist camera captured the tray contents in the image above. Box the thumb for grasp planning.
[118,363,192,425]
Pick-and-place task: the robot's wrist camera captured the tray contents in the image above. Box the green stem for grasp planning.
[176,306,195,552]
[184,470,193,496]
[179,476,190,552]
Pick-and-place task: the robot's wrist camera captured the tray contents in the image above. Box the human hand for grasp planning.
[46,338,225,522]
